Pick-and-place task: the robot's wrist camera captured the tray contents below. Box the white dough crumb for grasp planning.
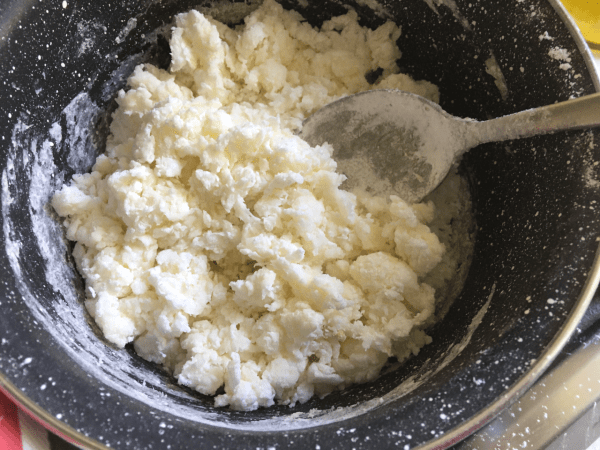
[548,46,571,63]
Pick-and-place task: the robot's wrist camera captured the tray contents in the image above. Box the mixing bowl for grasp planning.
[1,0,599,448]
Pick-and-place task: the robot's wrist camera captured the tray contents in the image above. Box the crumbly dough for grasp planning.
[52,0,449,410]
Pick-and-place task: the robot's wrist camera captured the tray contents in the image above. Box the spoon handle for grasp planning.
[471,92,600,146]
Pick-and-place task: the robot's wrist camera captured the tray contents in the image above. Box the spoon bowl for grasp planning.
[300,89,600,202]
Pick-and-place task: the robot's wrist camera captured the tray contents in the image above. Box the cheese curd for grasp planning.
[52,0,449,410]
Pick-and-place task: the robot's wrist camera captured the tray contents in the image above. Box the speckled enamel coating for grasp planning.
[0,0,599,449]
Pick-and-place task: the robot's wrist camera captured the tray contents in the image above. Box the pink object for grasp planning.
[0,389,22,450]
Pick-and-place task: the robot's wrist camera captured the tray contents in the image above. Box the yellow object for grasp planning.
[561,0,600,46]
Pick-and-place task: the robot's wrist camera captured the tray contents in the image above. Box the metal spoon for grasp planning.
[299,89,600,203]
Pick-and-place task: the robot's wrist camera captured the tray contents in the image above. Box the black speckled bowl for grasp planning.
[1,0,599,449]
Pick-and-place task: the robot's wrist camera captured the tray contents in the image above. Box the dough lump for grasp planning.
[52,0,447,410]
